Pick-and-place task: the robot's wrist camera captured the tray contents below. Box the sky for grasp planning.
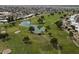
[0,0,79,5]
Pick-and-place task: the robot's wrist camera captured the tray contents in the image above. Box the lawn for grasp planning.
[0,12,79,54]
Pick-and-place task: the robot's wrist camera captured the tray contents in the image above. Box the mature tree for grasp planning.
[41,16,44,19]
[69,31,73,37]
[7,16,15,23]
[12,22,16,26]
[37,18,43,24]
[63,14,67,17]
[48,32,53,37]
[71,25,75,30]
[23,36,30,41]
[65,17,69,20]
[23,36,31,44]
[55,20,62,29]
[50,38,58,49]
[0,33,9,39]
[60,16,64,19]
[45,28,48,32]
[35,13,39,16]
[0,33,9,42]
[50,13,54,15]
[37,15,46,24]
[67,28,71,31]
[29,26,35,33]
[58,12,62,14]
[59,45,63,50]
[45,25,51,29]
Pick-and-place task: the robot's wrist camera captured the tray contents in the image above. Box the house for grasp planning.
[0,12,15,23]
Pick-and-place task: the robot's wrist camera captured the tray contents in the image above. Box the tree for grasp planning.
[67,28,71,31]
[58,12,61,14]
[23,36,30,41]
[29,26,35,33]
[60,16,64,19]
[37,18,43,24]
[37,16,46,24]
[50,13,54,15]
[45,25,51,29]
[59,45,63,50]
[0,33,9,42]
[63,14,67,17]
[0,33,9,39]
[23,36,32,44]
[71,25,75,30]
[45,29,48,32]
[69,31,73,37]
[48,32,53,37]
[35,13,39,16]
[55,20,62,30]
[41,16,44,19]
[7,16,15,23]
[65,17,69,20]
[50,38,58,49]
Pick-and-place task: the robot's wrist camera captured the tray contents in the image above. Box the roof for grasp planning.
[0,12,12,16]
[0,20,7,22]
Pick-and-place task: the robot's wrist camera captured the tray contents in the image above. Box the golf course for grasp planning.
[0,11,79,54]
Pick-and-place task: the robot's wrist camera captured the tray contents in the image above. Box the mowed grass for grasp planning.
[0,12,79,54]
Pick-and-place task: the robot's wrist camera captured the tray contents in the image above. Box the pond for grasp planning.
[31,25,45,34]
[19,20,31,27]
[19,20,45,34]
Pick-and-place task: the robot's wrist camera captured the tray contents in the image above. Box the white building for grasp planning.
[0,12,14,23]
[17,13,35,19]
[69,14,79,31]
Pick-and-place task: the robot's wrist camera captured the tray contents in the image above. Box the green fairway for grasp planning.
[0,12,79,54]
